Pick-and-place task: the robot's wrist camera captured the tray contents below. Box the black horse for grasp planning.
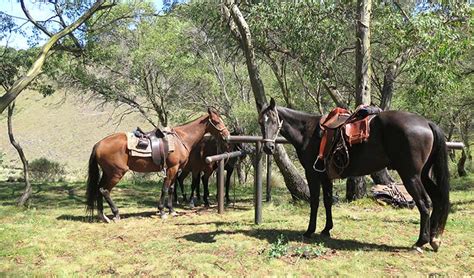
[258,98,450,252]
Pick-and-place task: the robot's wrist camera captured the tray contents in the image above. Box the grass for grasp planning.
[0,175,473,276]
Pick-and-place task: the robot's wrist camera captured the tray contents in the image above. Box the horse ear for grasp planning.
[208,107,213,115]
[269,97,276,109]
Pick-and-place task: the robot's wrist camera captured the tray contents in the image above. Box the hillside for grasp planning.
[0,91,153,180]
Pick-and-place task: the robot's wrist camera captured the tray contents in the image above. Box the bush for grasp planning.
[29,158,66,182]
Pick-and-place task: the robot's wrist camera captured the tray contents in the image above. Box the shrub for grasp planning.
[29,158,66,182]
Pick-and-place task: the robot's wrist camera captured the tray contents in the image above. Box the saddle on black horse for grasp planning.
[133,127,170,168]
[315,105,382,178]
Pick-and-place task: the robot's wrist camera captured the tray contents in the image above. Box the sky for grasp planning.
[0,0,164,49]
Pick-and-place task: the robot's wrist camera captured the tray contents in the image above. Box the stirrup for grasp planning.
[313,156,326,172]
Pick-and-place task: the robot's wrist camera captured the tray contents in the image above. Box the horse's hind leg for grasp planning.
[202,174,210,207]
[99,171,127,221]
[225,167,234,205]
[400,174,432,251]
[421,171,443,251]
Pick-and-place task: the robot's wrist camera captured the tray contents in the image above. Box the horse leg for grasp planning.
[225,167,234,205]
[166,166,179,217]
[303,171,321,238]
[202,174,210,207]
[320,176,334,237]
[421,172,443,251]
[97,174,110,223]
[100,171,125,222]
[189,172,200,208]
[400,174,432,252]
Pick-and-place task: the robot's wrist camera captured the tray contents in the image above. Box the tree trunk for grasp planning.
[355,0,372,106]
[7,103,32,206]
[457,150,467,177]
[346,176,367,201]
[371,168,394,185]
[273,144,310,202]
[347,0,372,201]
[0,0,107,114]
[224,4,310,201]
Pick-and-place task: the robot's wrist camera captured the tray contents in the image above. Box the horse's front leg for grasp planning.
[320,175,333,237]
[303,171,321,238]
[166,166,180,217]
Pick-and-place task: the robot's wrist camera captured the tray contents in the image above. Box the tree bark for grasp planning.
[346,176,367,201]
[457,150,467,177]
[7,103,32,206]
[273,144,310,202]
[370,169,394,185]
[0,0,108,114]
[224,3,310,201]
[355,0,372,106]
[347,0,372,201]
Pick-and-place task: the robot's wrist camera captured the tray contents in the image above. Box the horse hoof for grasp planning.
[189,202,195,209]
[411,245,424,254]
[303,232,313,239]
[320,230,331,238]
[112,216,121,222]
[99,213,111,223]
[160,212,168,219]
[170,211,178,217]
[430,238,441,252]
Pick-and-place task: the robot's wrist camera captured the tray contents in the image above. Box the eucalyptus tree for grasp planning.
[0,0,116,113]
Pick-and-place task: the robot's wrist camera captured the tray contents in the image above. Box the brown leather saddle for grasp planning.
[133,127,169,167]
[315,105,382,177]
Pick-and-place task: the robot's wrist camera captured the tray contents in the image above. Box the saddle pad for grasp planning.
[126,133,152,157]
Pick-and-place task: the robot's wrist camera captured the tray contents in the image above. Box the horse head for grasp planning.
[258,97,282,155]
[206,107,230,141]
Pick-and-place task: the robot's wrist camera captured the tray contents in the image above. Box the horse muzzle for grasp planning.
[263,141,275,154]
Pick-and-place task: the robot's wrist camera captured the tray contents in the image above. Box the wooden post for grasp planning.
[255,141,263,224]
[217,159,225,214]
[266,154,272,202]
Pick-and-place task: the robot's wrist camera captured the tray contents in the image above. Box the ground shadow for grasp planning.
[179,228,411,252]
[57,210,160,222]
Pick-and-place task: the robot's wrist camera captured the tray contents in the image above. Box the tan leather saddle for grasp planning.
[134,127,169,167]
[315,105,381,176]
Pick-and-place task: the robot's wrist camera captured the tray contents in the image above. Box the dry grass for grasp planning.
[0,175,473,276]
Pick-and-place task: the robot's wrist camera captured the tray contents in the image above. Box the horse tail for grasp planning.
[86,144,100,216]
[424,122,450,237]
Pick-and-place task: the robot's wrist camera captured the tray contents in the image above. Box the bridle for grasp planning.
[208,117,229,140]
[262,107,283,144]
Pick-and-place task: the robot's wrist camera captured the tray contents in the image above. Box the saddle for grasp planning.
[132,127,170,167]
[316,105,382,178]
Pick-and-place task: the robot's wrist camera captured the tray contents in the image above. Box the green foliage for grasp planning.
[29,158,65,182]
[292,243,329,259]
[267,234,288,258]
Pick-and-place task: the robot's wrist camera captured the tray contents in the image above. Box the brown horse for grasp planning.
[174,130,248,207]
[259,98,450,252]
[86,108,230,222]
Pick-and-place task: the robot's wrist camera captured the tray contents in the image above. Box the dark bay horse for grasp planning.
[259,98,450,252]
[174,131,246,207]
[86,108,230,222]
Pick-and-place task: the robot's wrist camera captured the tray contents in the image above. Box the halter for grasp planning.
[262,108,283,144]
[208,117,228,140]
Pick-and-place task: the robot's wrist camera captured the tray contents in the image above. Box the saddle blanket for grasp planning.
[126,132,176,158]
[126,132,152,157]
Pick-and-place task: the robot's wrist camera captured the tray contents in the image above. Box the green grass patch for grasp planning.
[1,175,473,276]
